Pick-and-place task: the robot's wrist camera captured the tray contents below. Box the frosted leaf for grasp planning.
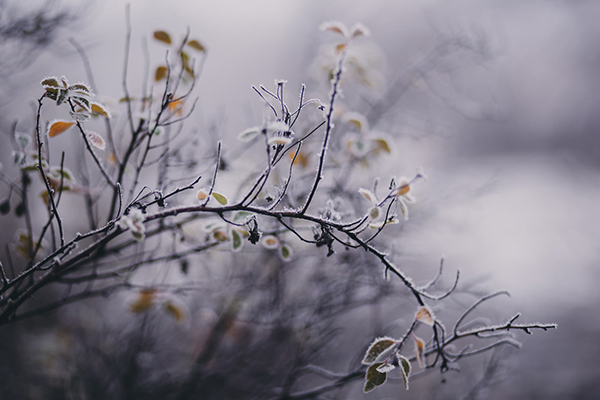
[362,336,397,365]
[266,121,289,133]
[372,137,392,154]
[358,188,377,204]
[120,209,145,242]
[12,151,25,165]
[233,210,254,223]
[369,206,380,220]
[320,21,350,39]
[86,131,106,151]
[279,243,293,262]
[267,136,292,146]
[343,112,369,133]
[231,228,244,252]
[47,120,75,137]
[350,23,371,38]
[415,306,435,326]
[72,96,91,112]
[376,363,395,373]
[413,334,426,368]
[90,102,111,118]
[196,188,208,201]
[15,132,30,149]
[397,354,411,389]
[68,83,92,96]
[261,235,279,249]
[41,76,60,88]
[238,127,261,142]
[69,111,90,122]
[153,30,172,44]
[363,363,387,393]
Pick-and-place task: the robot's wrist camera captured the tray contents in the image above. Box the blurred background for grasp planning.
[1,0,599,398]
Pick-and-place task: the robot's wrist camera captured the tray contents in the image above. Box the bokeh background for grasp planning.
[1,0,599,398]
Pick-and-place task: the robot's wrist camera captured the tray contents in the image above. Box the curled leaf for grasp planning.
[153,30,172,44]
[413,334,426,368]
[91,102,111,118]
[68,83,92,96]
[71,96,91,112]
[164,299,187,322]
[397,354,411,389]
[231,228,244,252]
[238,127,261,142]
[362,337,397,365]
[48,120,75,137]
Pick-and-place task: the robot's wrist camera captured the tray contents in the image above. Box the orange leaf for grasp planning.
[130,288,158,313]
[48,121,75,137]
[153,30,172,44]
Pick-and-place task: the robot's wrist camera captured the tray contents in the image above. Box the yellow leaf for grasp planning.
[153,30,172,44]
[130,288,158,313]
[48,121,75,137]
[164,301,186,322]
[91,102,111,118]
[413,334,426,368]
[373,138,391,154]
[155,66,168,81]
[186,39,206,52]
[335,43,346,53]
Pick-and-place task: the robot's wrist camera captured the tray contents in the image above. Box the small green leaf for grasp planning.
[279,243,293,262]
[186,39,206,52]
[231,229,243,252]
[233,211,254,223]
[397,354,411,389]
[363,363,387,393]
[211,192,228,205]
[153,30,172,44]
[362,337,397,365]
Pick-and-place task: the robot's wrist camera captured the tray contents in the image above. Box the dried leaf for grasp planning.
[155,66,168,81]
[413,334,426,368]
[48,120,75,137]
[41,76,60,88]
[363,363,387,393]
[86,131,106,150]
[211,192,228,205]
[164,300,186,322]
[186,39,206,52]
[153,30,172,45]
[362,337,397,365]
[373,138,392,154]
[415,306,435,326]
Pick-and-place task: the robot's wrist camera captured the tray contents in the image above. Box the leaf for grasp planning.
[363,363,387,393]
[413,334,426,368]
[153,30,172,45]
[68,83,92,96]
[231,228,244,252]
[343,112,369,132]
[86,131,106,150]
[335,43,346,53]
[233,211,254,223]
[397,354,411,389]
[56,89,68,106]
[266,121,289,133]
[350,23,370,38]
[362,337,397,365]
[70,111,90,122]
[279,243,293,262]
[49,166,75,182]
[358,188,377,204]
[211,192,228,205]
[164,300,186,322]
[373,138,392,154]
[41,76,60,88]
[415,306,435,326]
[186,39,206,52]
[196,188,208,201]
[155,66,168,81]
[267,136,292,146]
[320,21,349,38]
[72,96,91,112]
[376,363,395,373]
[261,235,279,249]
[130,288,158,313]
[238,127,261,142]
[91,102,111,118]
[48,120,75,137]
